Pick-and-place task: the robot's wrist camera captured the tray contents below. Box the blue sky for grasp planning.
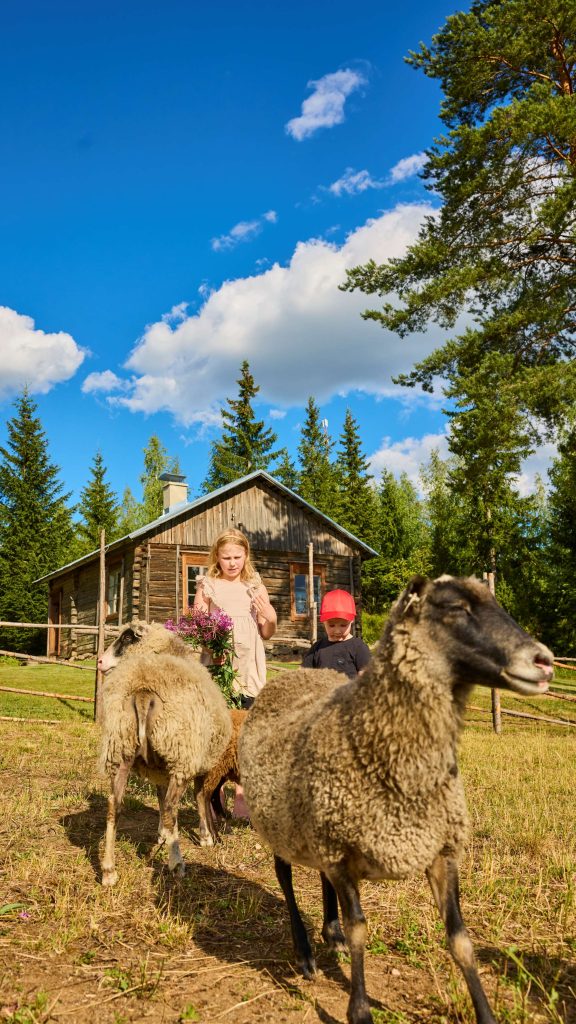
[0,0,552,510]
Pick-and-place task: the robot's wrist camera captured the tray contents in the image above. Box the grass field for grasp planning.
[0,659,575,1023]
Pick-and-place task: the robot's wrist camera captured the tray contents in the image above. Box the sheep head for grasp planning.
[383,574,553,698]
[98,621,189,673]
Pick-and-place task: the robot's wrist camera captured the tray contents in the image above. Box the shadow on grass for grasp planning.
[152,858,391,1023]
[60,788,250,878]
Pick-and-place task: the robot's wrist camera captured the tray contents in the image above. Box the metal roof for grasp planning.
[36,470,378,582]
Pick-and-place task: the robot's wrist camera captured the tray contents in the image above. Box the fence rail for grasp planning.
[0,650,94,671]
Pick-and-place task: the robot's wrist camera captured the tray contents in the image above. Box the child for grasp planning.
[301,589,370,679]
[194,527,277,818]
[194,527,277,708]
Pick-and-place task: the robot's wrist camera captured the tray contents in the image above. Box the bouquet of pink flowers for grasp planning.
[165,607,240,707]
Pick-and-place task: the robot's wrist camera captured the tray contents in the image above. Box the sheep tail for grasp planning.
[132,691,156,763]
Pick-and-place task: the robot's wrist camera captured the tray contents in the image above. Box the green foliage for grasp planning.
[334,408,379,547]
[141,435,180,522]
[343,0,576,434]
[0,390,75,653]
[296,396,338,516]
[342,0,576,632]
[116,485,144,535]
[361,470,431,613]
[274,448,299,490]
[75,450,120,553]
[361,611,386,647]
[203,361,280,491]
[537,428,576,652]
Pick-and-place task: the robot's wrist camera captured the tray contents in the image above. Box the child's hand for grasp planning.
[252,590,272,620]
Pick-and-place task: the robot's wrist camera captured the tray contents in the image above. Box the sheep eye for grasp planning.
[437,601,471,615]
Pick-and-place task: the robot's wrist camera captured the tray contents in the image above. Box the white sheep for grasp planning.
[239,575,554,1024]
[98,621,232,885]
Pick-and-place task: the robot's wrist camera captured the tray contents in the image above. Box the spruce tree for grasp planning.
[76,450,120,553]
[0,390,75,652]
[362,470,431,612]
[274,448,299,491]
[203,361,280,491]
[334,409,378,547]
[296,397,337,516]
[540,430,576,650]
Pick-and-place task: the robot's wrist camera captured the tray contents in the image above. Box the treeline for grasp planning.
[2,363,575,655]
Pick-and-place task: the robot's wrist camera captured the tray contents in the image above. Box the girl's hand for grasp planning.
[251,590,275,622]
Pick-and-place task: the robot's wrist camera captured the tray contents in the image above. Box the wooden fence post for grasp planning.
[94,529,106,723]
[308,542,317,643]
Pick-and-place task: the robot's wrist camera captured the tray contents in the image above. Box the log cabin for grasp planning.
[38,471,377,659]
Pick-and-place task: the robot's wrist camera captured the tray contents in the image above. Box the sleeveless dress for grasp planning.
[196,573,267,699]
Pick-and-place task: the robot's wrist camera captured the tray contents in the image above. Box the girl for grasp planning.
[194,528,277,818]
[194,527,277,707]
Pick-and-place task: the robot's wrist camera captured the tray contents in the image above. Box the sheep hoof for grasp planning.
[101,869,118,887]
[347,1002,373,1024]
[322,922,347,952]
[297,956,316,980]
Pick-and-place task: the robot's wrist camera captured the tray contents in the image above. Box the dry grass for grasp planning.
[0,675,575,1023]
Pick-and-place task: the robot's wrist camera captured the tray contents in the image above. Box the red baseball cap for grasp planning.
[319,589,356,622]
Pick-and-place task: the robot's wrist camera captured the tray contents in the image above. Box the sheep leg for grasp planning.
[320,872,346,951]
[210,776,233,820]
[328,867,371,1024]
[194,775,217,846]
[101,760,132,886]
[274,855,316,979]
[157,776,187,873]
[426,854,497,1024]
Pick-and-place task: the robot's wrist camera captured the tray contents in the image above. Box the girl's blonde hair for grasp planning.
[207,527,257,581]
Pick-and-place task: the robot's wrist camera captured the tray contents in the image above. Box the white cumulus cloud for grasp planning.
[0,306,86,400]
[286,69,366,141]
[92,202,457,428]
[328,168,385,196]
[211,210,278,252]
[369,432,450,491]
[369,431,557,497]
[82,370,129,394]
[389,152,428,184]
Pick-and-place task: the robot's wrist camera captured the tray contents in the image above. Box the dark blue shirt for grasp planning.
[301,636,371,679]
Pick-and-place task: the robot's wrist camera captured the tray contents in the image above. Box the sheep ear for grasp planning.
[396,575,428,618]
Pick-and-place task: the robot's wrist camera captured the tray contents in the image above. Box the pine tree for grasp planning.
[334,409,378,547]
[203,361,280,491]
[342,0,576,440]
[296,397,337,516]
[76,451,119,553]
[540,429,576,650]
[362,470,431,612]
[274,448,299,491]
[0,390,75,652]
[141,436,180,523]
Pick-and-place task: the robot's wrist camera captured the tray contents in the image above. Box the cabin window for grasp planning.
[107,566,122,620]
[181,553,209,611]
[290,563,325,620]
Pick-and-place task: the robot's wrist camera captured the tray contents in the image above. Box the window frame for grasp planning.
[289,562,325,621]
[106,564,122,622]
[181,552,209,613]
